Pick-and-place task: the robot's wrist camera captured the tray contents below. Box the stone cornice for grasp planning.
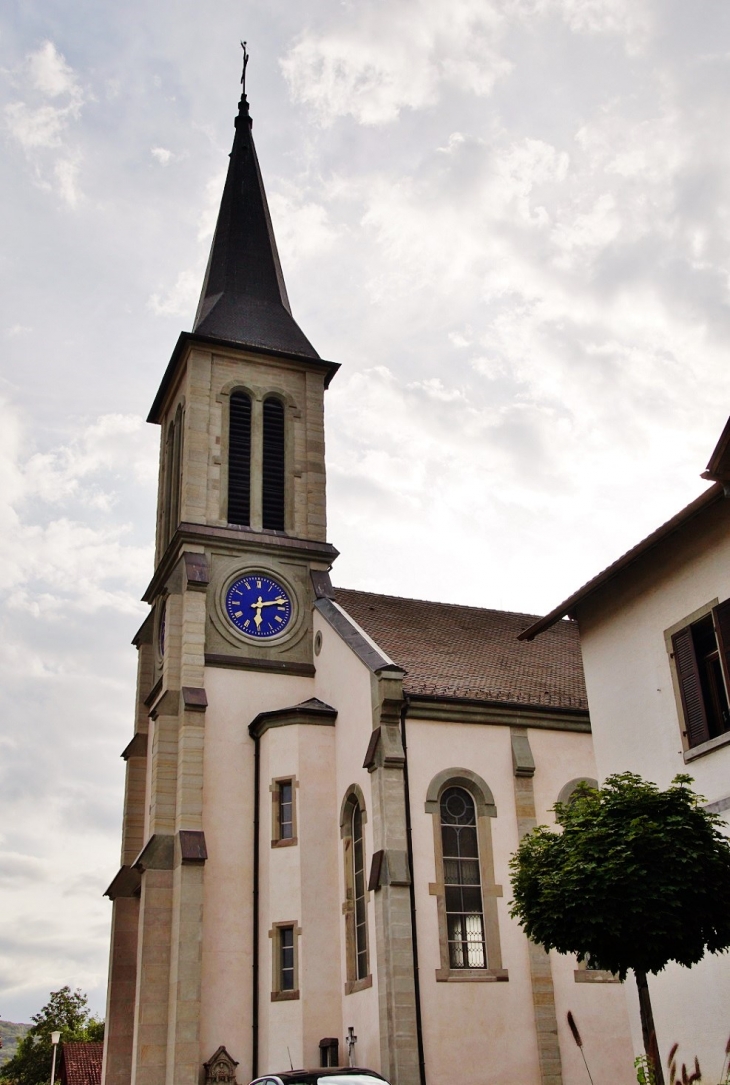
[406,694,590,731]
[249,697,337,739]
[143,527,339,604]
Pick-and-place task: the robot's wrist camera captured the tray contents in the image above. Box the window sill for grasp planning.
[435,968,508,982]
[345,975,373,996]
[574,970,620,983]
[271,989,299,1002]
[684,731,730,762]
[271,837,298,849]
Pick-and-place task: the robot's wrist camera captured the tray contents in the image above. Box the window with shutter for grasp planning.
[671,605,730,748]
[228,392,251,526]
[262,397,285,531]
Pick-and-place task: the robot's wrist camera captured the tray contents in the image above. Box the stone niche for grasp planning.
[204,1046,239,1084]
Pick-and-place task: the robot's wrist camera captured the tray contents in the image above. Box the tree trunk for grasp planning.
[635,968,665,1085]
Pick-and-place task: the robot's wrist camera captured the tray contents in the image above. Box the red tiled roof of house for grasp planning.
[333,587,587,711]
[60,1042,103,1085]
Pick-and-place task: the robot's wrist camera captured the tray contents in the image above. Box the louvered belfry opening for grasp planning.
[262,396,285,531]
[228,392,252,525]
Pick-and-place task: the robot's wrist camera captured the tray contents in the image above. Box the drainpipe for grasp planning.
[400,695,426,1085]
[252,728,260,1078]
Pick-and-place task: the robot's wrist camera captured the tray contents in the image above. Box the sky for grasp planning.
[1,0,730,1024]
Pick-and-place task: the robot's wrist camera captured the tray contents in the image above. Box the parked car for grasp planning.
[250,1069,390,1085]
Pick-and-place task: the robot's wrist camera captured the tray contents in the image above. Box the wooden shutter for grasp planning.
[712,599,730,699]
[227,392,251,526]
[672,625,710,747]
[262,397,285,531]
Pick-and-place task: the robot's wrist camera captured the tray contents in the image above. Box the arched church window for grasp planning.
[351,801,368,981]
[228,391,252,526]
[425,768,506,981]
[440,786,486,968]
[262,396,285,531]
[340,786,371,993]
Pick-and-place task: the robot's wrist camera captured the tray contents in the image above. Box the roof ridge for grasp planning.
[333,585,558,625]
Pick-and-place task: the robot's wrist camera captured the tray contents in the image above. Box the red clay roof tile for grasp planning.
[333,588,587,711]
[60,1042,103,1085]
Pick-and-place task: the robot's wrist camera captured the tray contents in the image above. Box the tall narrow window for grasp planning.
[341,786,371,993]
[262,396,285,531]
[169,404,183,535]
[228,392,251,526]
[352,803,368,981]
[279,926,295,991]
[270,922,300,1001]
[440,786,486,969]
[162,420,175,545]
[280,781,293,840]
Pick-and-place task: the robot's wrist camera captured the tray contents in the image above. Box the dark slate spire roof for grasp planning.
[192,86,319,359]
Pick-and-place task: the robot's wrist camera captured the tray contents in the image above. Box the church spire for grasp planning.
[192,49,319,359]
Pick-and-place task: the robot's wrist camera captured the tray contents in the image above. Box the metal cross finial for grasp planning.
[346,1027,357,1068]
[240,40,249,96]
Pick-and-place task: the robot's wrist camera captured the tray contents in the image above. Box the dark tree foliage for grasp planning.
[0,987,104,1085]
[509,773,730,1085]
[509,773,730,976]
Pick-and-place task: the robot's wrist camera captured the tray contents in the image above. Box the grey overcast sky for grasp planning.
[1,0,730,1022]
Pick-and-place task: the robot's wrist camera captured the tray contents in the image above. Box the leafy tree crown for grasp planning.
[0,987,104,1085]
[509,772,730,979]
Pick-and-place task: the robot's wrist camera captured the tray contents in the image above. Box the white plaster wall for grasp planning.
[200,667,314,1081]
[407,719,634,1085]
[298,722,342,1065]
[408,719,538,1085]
[259,722,304,1073]
[577,506,730,1075]
[313,609,382,1074]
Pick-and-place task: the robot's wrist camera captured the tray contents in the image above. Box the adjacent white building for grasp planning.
[522,419,730,1081]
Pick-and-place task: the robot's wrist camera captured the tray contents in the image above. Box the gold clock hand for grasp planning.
[257,596,287,608]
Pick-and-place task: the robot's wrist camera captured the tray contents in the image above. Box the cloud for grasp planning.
[151,146,173,165]
[148,267,202,317]
[4,41,85,204]
[0,397,157,1018]
[281,0,512,125]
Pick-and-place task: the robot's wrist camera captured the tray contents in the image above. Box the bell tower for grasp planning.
[102,60,339,1085]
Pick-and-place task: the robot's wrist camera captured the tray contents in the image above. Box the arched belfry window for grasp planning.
[425,769,506,981]
[162,404,184,547]
[440,787,485,968]
[262,396,285,531]
[228,392,252,526]
[340,786,371,993]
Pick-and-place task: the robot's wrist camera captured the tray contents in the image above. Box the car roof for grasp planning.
[254,1070,388,1084]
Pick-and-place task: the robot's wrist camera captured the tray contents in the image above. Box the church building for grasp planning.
[101,70,635,1085]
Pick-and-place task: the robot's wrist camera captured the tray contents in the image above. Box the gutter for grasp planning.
[400,695,426,1085]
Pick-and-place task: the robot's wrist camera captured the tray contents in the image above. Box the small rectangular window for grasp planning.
[280,926,294,991]
[272,778,297,847]
[270,922,299,1001]
[279,782,293,840]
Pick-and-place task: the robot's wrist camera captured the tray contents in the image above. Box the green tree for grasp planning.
[509,773,730,1085]
[0,987,104,1085]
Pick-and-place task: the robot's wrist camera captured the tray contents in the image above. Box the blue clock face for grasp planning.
[225,574,293,638]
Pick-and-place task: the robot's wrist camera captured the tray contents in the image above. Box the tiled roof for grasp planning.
[333,588,587,711]
[60,1042,103,1085]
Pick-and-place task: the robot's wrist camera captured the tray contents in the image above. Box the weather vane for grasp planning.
[240,40,249,97]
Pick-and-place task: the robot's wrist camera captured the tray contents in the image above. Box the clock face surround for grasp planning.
[225,573,293,639]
